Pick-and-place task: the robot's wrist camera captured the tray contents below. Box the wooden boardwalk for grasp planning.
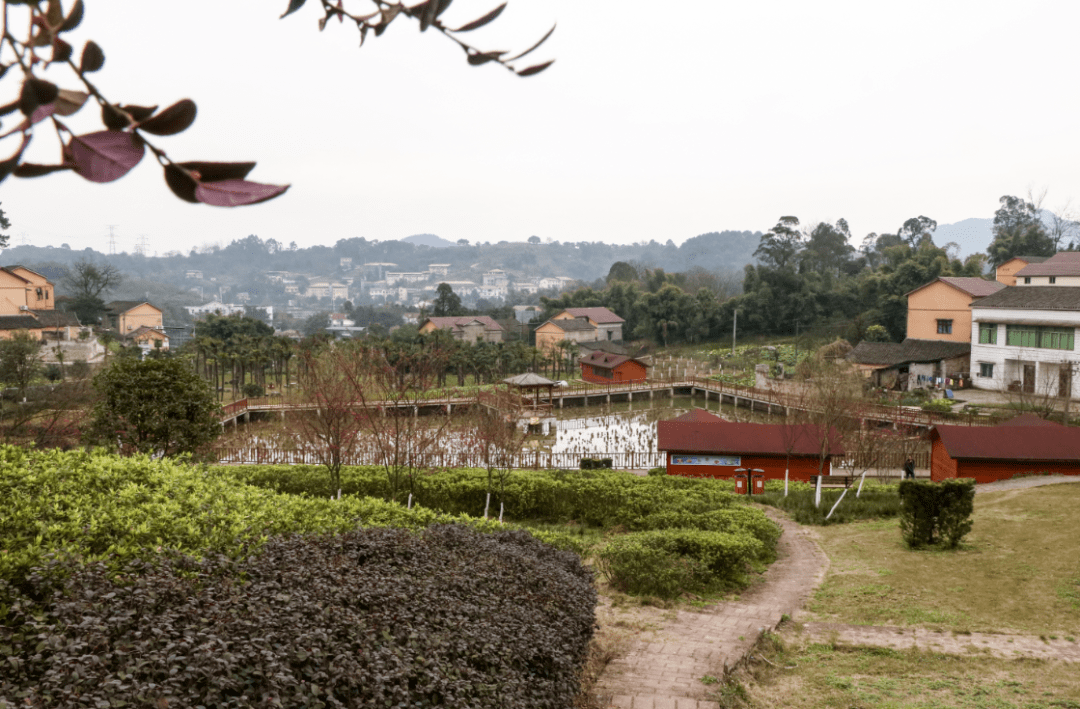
[219,376,993,432]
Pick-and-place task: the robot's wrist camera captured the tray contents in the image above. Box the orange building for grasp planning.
[905,277,1004,342]
[579,350,648,383]
[995,255,1049,286]
[657,409,843,488]
[0,266,55,315]
[104,301,164,334]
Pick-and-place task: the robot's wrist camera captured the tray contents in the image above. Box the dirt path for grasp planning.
[593,511,829,709]
[800,621,1080,662]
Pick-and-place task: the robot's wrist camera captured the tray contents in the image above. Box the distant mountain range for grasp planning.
[930,218,992,259]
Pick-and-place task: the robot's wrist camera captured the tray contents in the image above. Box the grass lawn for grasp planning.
[732,634,1080,709]
[808,482,1080,635]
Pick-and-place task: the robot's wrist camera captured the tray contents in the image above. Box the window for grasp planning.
[979,362,994,378]
[1050,276,1057,284]
[936,319,953,335]
[1006,325,1074,350]
[1024,277,1031,284]
[978,322,997,344]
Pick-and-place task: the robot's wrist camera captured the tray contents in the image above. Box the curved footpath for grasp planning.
[593,511,829,709]
[595,476,1080,708]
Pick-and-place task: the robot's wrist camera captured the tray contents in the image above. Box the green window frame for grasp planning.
[978,322,997,345]
[1006,324,1074,350]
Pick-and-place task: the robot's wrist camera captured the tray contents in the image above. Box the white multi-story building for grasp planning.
[476,285,508,300]
[970,286,1080,398]
[513,280,539,294]
[482,269,509,288]
[428,264,450,277]
[385,272,428,286]
[186,301,245,317]
[305,280,349,301]
[538,276,577,291]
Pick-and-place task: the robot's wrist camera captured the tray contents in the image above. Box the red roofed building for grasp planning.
[657,409,844,486]
[929,415,1080,483]
[418,316,503,344]
[579,350,648,383]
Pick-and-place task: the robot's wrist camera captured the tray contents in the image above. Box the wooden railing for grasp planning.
[212,446,666,470]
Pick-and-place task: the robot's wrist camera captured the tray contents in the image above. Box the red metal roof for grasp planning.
[998,413,1062,427]
[563,307,625,324]
[657,419,844,457]
[931,424,1080,462]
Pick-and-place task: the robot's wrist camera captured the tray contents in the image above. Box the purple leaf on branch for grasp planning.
[68,130,145,183]
[194,178,289,207]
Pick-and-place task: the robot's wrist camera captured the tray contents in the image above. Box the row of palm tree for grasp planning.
[185,334,297,401]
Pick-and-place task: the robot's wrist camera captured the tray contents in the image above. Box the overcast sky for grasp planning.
[2,0,1078,254]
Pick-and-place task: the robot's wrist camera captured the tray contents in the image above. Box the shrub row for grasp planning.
[596,528,765,598]
[898,479,975,548]
[580,457,613,469]
[0,525,596,709]
[0,447,585,596]
[221,464,748,529]
[754,483,901,525]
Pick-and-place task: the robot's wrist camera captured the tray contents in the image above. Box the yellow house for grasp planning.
[0,266,55,314]
[105,301,164,334]
[418,316,503,344]
[536,307,625,353]
[995,255,1049,286]
[905,277,1005,342]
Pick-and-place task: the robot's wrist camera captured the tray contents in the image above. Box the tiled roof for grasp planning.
[932,424,1080,462]
[970,286,1080,310]
[938,277,1006,297]
[550,318,596,332]
[124,326,168,340]
[579,350,648,371]
[105,300,155,314]
[1015,252,1080,277]
[0,315,42,330]
[578,340,629,356]
[422,316,503,331]
[847,339,970,367]
[658,419,844,457]
[563,307,625,324]
[30,310,80,327]
[503,372,555,387]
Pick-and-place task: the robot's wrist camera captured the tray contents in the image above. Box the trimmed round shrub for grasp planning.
[1,525,596,708]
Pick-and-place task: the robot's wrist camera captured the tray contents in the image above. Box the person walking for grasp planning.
[903,456,915,480]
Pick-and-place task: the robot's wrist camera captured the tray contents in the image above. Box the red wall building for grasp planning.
[657,409,842,484]
[930,415,1080,484]
[579,351,648,384]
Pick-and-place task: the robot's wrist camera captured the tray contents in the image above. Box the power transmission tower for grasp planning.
[106,225,118,255]
[135,234,150,257]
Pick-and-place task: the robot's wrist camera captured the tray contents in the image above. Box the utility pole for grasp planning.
[732,310,737,356]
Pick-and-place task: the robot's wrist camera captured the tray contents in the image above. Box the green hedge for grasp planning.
[0,448,585,595]
[898,479,975,548]
[220,464,749,529]
[596,528,765,598]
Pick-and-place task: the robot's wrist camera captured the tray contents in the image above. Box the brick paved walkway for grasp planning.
[801,622,1080,663]
[593,511,829,709]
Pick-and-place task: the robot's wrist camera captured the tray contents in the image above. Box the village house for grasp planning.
[930,414,1080,483]
[969,285,1080,397]
[104,301,164,334]
[578,350,648,383]
[1012,251,1080,286]
[418,315,504,344]
[905,277,1005,342]
[186,301,246,317]
[123,326,170,353]
[657,409,843,491]
[535,307,625,353]
[847,339,972,390]
[994,255,1049,286]
[0,266,54,315]
[482,269,509,288]
[305,280,349,301]
[385,272,428,286]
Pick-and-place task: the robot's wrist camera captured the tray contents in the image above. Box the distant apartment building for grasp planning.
[340,257,353,269]
[305,280,349,301]
[482,269,509,288]
[385,272,428,286]
[185,270,203,279]
[428,264,451,277]
[513,280,540,294]
[538,276,577,291]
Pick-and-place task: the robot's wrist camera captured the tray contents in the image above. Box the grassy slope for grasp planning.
[736,638,1080,709]
[808,482,1080,635]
